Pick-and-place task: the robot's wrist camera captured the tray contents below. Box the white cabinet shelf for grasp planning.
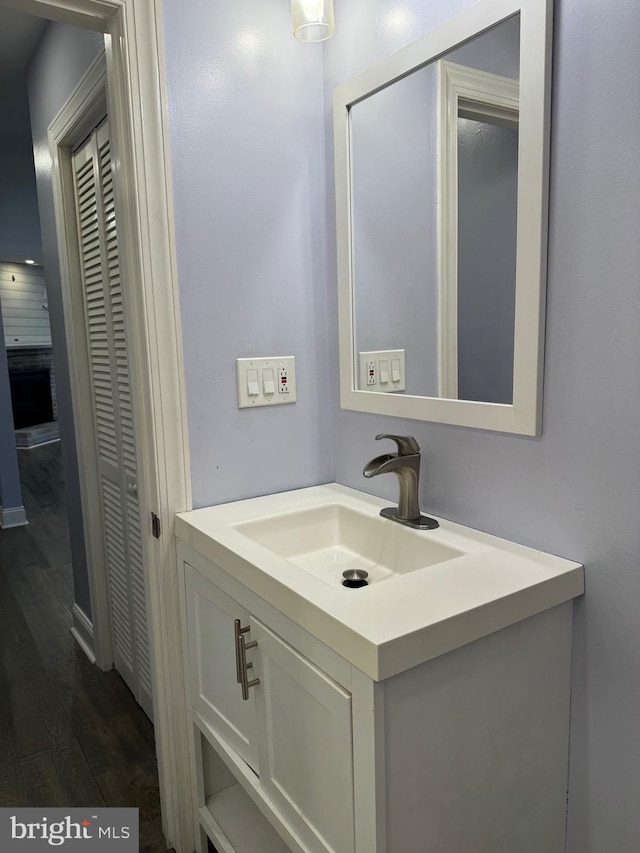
[185,564,354,853]
[201,786,290,853]
[193,714,305,853]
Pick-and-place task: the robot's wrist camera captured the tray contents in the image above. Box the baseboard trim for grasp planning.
[17,438,62,450]
[0,505,28,529]
[70,603,96,664]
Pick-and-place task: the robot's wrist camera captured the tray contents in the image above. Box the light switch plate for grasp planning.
[237,356,296,408]
[358,350,405,392]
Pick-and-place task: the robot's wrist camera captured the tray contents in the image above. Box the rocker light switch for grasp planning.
[247,369,259,396]
[237,357,296,407]
[262,368,275,395]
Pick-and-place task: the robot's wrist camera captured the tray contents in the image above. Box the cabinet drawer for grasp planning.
[185,564,259,772]
[253,618,355,853]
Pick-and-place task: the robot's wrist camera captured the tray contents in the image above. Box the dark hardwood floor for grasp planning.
[0,441,170,852]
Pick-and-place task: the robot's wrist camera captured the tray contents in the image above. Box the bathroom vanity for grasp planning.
[175,484,583,853]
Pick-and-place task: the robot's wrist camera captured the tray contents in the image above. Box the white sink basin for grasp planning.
[234,504,463,588]
[175,483,584,680]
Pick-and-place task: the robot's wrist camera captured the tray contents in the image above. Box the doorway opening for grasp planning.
[0,10,168,847]
[0,1,191,850]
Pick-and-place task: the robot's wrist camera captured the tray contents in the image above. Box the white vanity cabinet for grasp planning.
[184,566,259,771]
[251,619,355,853]
[182,554,357,853]
[178,534,580,853]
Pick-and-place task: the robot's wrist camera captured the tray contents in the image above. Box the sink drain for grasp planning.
[342,569,369,588]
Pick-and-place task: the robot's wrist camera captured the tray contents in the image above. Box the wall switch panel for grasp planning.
[237,357,296,408]
[358,350,405,392]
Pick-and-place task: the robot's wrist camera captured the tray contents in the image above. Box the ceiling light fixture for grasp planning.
[291,0,335,42]
[25,259,36,265]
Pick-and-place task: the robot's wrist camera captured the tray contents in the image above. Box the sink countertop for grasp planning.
[175,484,584,681]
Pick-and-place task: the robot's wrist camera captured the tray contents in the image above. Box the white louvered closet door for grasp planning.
[72,119,153,720]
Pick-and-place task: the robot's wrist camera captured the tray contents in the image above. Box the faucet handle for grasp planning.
[375,434,421,456]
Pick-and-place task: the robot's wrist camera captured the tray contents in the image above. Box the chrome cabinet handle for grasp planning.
[234,619,250,684]
[238,631,260,701]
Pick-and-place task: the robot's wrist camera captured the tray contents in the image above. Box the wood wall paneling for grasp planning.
[0,263,52,348]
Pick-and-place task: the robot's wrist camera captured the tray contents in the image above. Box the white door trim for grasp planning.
[6,1,194,850]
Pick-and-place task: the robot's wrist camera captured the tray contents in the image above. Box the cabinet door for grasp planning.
[252,618,355,853]
[184,564,258,771]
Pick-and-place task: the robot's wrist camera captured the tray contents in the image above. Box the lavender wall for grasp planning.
[457,118,517,403]
[447,12,520,76]
[351,65,440,396]
[160,0,332,508]
[324,1,640,851]
[0,69,42,264]
[27,22,104,617]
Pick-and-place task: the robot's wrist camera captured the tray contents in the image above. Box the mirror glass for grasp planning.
[350,15,520,404]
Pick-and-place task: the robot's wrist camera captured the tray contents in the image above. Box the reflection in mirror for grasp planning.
[350,15,520,404]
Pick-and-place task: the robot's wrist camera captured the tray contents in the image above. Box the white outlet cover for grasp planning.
[237,356,296,408]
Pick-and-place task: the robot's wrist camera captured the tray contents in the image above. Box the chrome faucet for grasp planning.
[363,434,439,530]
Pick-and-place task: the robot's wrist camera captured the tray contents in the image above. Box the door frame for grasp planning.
[436,59,520,399]
[1,1,194,851]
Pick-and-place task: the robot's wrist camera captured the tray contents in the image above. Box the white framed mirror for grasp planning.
[333,0,552,435]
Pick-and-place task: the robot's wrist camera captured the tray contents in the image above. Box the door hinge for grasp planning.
[151,512,161,539]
